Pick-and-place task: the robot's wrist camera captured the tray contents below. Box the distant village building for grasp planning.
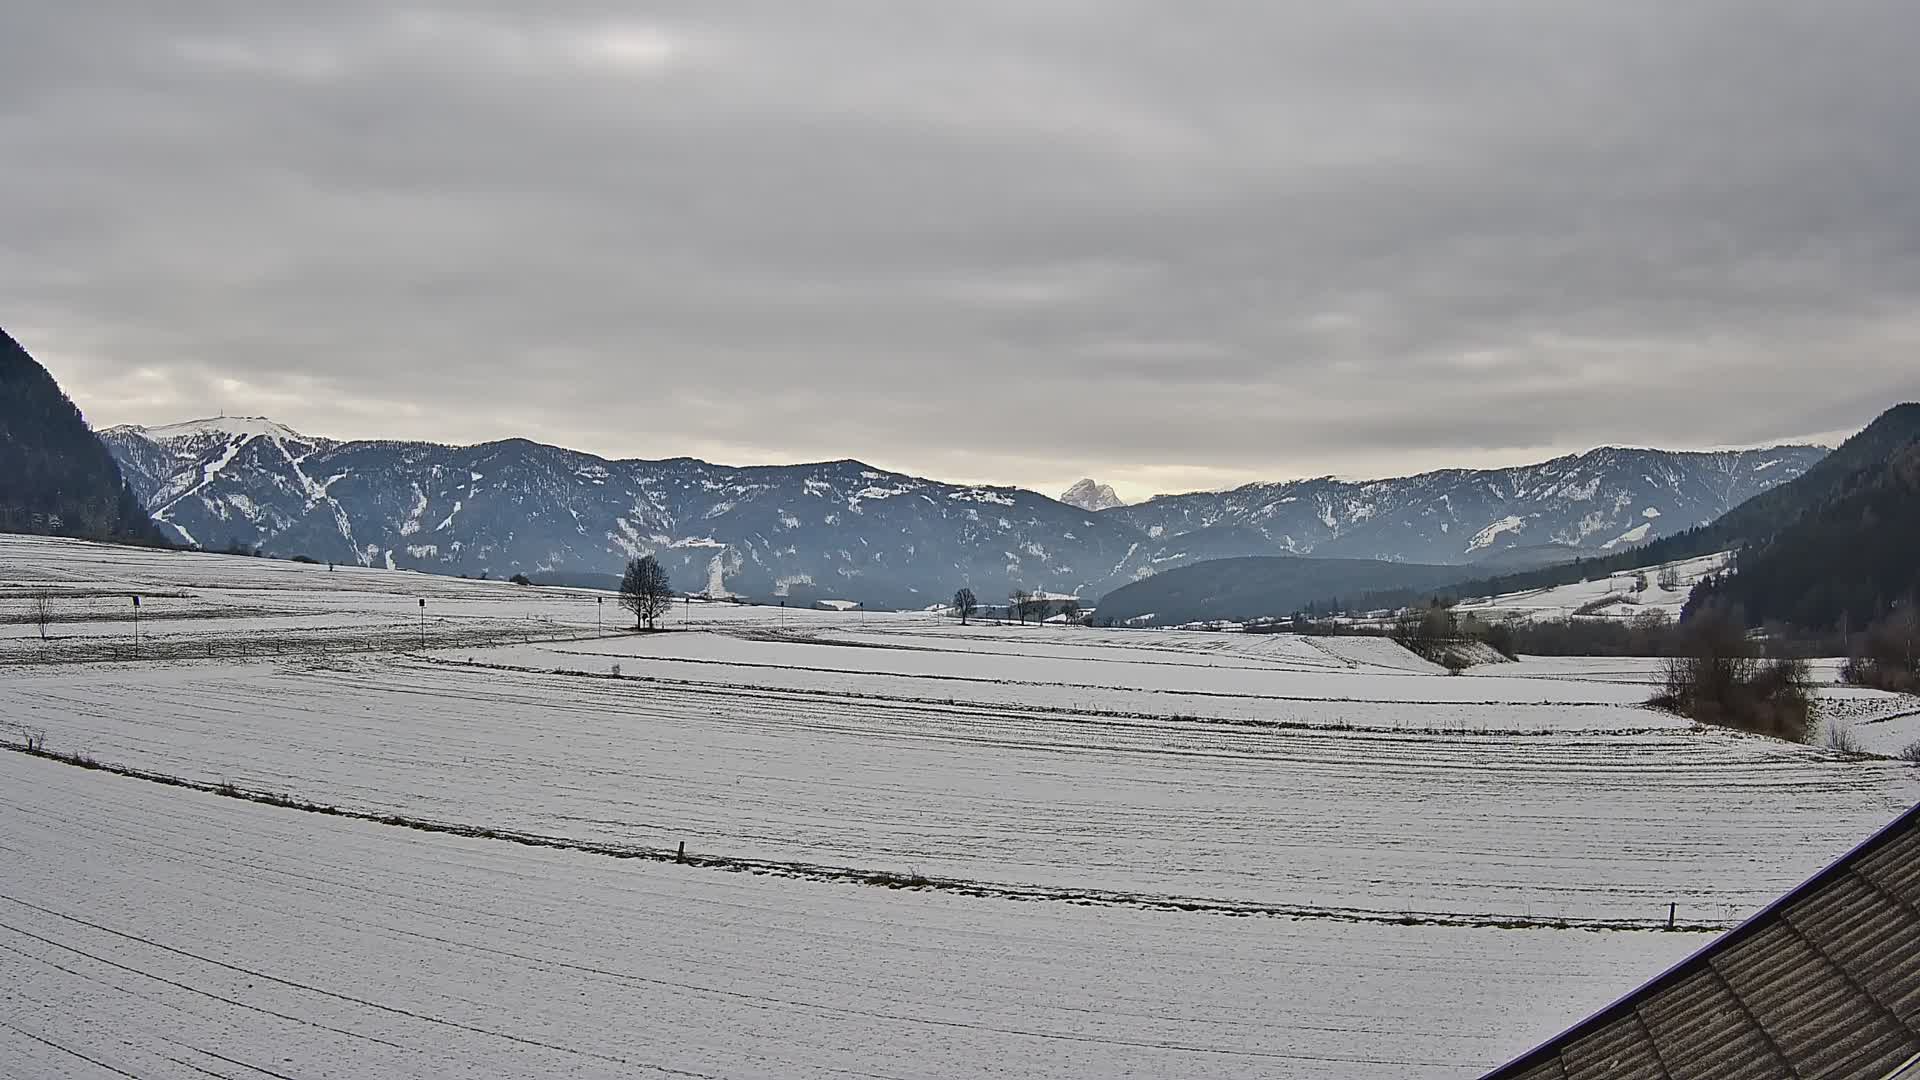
[1026,592,1084,621]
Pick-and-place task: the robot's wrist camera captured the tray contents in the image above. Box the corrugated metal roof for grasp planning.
[1484,803,1920,1080]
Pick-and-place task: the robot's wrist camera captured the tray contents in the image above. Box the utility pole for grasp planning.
[597,595,603,635]
[418,598,426,650]
[131,595,140,658]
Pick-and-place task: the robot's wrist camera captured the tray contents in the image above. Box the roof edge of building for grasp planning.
[1482,799,1920,1079]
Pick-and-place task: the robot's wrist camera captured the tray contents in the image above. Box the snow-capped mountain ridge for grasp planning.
[1110,443,1827,564]
[1060,478,1125,512]
[118,416,317,444]
[100,417,1826,604]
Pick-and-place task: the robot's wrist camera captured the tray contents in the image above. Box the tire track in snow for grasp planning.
[524,645,1638,708]
[1,1018,153,1079]
[0,746,1728,933]
[0,894,723,1078]
[0,895,1489,1072]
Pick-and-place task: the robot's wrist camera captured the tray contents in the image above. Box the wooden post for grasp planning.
[676,841,686,864]
[1668,902,1676,929]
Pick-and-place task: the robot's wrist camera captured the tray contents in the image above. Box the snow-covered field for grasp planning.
[1497,654,1920,756]
[0,750,1697,1079]
[1452,551,1731,623]
[3,534,1918,1078]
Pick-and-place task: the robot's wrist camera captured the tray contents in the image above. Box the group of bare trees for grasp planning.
[951,587,1080,626]
[1389,600,1457,661]
[1654,602,1814,741]
[1841,606,1919,692]
[1009,589,1038,624]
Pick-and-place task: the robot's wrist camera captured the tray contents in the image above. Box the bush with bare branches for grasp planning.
[30,590,51,641]
[1653,603,1813,742]
[1841,607,1919,693]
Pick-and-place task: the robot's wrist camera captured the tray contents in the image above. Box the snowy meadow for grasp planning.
[3,534,1917,1078]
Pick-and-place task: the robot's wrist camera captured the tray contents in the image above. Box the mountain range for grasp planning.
[1104,402,1920,628]
[98,415,1826,607]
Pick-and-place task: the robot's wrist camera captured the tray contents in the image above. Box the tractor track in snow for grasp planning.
[0,742,1727,934]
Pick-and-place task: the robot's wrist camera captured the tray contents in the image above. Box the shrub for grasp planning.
[1575,594,1633,616]
[1840,608,1920,693]
[509,573,533,586]
[1489,611,1676,657]
[1441,651,1470,675]
[1899,740,1920,764]
[1480,619,1520,661]
[1655,604,1813,742]
[1823,723,1863,754]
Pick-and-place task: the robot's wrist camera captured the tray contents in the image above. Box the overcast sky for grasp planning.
[5,3,1917,500]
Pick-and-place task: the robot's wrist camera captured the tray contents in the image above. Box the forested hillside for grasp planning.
[1397,404,1920,614]
[1092,555,1464,625]
[1689,438,1920,629]
[0,328,164,544]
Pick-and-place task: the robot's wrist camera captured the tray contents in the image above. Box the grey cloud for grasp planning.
[3,1,1918,500]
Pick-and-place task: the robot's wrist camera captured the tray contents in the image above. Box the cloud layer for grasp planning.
[6,2,1917,498]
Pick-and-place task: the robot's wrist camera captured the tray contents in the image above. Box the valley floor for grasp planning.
[3,535,1917,1077]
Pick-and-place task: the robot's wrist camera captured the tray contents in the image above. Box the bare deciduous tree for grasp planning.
[1009,588,1031,625]
[952,587,978,625]
[620,555,674,630]
[30,590,52,642]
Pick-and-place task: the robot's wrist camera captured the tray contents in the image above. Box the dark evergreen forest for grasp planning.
[1,327,165,544]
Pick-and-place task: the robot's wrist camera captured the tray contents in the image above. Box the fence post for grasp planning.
[1668,902,1676,930]
[677,840,686,864]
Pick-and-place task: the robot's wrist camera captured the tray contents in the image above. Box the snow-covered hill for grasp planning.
[1451,551,1733,624]
[100,418,1824,605]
